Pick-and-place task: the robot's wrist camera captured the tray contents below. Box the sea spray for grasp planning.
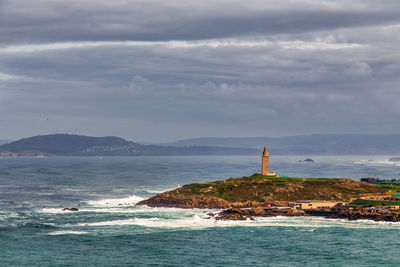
[86,195,145,207]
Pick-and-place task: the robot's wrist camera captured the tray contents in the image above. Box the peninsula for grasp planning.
[137,147,400,222]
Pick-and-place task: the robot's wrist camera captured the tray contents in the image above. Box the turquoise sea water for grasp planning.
[1,155,400,266]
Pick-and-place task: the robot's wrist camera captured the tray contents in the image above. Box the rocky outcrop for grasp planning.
[137,193,232,208]
[215,207,306,220]
[215,208,255,220]
[310,208,400,222]
[214,207,400,222]
[62,207,79,211]
[136,191,293,209]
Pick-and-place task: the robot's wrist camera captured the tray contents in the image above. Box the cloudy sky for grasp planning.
[1,0,400,142]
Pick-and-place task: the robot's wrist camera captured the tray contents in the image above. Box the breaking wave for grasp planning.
[69,210,400,230]
[48,230,89,235]
[39,206,158,214]
[354,159,400,166]
[85,195,145,207]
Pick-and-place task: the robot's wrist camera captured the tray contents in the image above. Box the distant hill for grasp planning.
[0,140,12,145]
[163,134,400,155]
[0,134,258,156]
[3,133,400,156]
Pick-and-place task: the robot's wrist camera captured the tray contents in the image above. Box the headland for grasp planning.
[137,174,381,208]
[137,146,400,222]
[136,174,400,222]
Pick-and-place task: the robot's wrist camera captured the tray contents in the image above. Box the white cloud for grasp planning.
[0,72,23,80]
[0,0,399,140]
[0,39,365,53]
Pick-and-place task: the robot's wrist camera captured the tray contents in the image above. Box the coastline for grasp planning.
[212,207,400,222]
[137,196,400,223]
[136,174,400,222]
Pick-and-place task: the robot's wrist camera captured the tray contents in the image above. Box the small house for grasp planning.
[291,201,344,210]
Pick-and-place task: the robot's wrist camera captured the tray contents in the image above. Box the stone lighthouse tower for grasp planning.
[262,146,275,176]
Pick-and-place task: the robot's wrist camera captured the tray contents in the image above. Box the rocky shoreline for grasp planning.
[136,174,400,222]
[136,193,291,209]
[212,207,400,222]
[137,195,400,223]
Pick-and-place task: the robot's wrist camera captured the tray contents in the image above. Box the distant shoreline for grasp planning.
[2,133,400,156]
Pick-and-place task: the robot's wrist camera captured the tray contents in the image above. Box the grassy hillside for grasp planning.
[351,199,400,206]
[168,174,383,202]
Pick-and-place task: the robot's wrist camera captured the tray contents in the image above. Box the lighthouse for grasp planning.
[262,146,275,176]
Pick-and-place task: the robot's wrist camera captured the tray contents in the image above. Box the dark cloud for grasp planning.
[1,0,400,44]
[0,0,400,141]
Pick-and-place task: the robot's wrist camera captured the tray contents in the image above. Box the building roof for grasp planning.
[263,146,268,156]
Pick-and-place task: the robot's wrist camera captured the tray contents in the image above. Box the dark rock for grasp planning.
[215,207,306,221]
[303,158,314,162]
[216,208,255,221]
[214,206,400,222]
[62,207,79,211]
[306,208,400,222]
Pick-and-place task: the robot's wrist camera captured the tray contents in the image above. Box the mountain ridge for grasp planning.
[162,134,400,155]
[0,134,258,156]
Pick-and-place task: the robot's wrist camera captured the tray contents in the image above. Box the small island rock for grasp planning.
[62,207,79,211]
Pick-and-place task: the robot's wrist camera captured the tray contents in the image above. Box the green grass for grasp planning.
[374,184,400,190]
[172,174,382,203]
[351,199,400,206]
[247,174,331,182]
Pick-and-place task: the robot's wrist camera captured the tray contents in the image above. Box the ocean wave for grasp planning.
[354,159,400,166]
[0,211,27,220]
[48,230,89,235]
[39,206,156,214]
[76,214,213,229]
[85,195,144,207]
[38,204,217,215]
[38,204,400,231]
[39,208,80,214]
[143,188,175,194]
[73,213,400,230]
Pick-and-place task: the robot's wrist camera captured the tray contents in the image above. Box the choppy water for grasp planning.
[1,155,400,266]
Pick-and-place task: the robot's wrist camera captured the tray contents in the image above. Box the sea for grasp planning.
[1,155,400,266]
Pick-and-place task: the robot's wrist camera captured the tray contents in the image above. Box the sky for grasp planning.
[1,0,400,142]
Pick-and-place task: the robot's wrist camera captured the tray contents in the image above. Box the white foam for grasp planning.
[39,203,400,231]
[74,213,400,230]
[85,195,144,207]
[38,205,216,215]
[39,206,157,214]
[48,230,89,235]
[0,211,23,219]
[76,214,212,229]
[145,189,171,194]
[39,208,80,214]
[354,159,400,166]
